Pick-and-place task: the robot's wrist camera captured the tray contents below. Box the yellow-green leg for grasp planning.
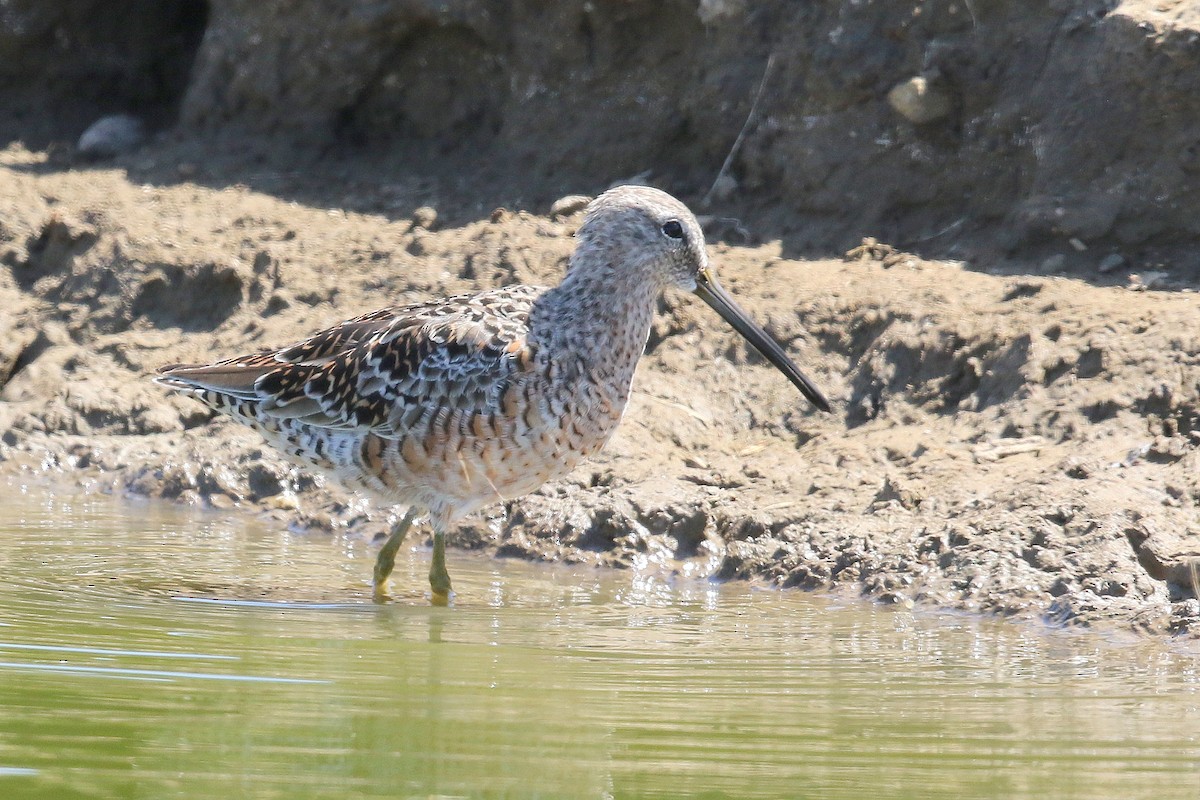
[429,525,452,606]
[373,507,419,598]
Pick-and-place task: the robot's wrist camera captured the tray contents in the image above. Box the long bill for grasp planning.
[693,268,832,413]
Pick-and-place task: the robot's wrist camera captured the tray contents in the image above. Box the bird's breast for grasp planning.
[358,371,628,512]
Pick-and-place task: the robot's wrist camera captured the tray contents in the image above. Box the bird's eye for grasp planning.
[661,220,684,240]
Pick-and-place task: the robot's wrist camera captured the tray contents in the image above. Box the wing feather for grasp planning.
[156,285,545,437]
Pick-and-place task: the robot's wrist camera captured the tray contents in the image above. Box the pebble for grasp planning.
[1098,253,1126,273]
[886,76,953,124]
[77,114,146,159]
[411,206,438,230]
[1128,271,1168,291]
[267,493,301,511]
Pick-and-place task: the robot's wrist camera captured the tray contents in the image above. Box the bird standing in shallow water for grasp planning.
[156,186,831,603]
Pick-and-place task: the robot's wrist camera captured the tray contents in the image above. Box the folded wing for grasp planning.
[156,285,544,437]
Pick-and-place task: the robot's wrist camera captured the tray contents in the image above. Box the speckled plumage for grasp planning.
[156,185,830,601]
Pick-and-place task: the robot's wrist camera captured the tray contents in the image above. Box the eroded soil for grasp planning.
[2,138,1198,635]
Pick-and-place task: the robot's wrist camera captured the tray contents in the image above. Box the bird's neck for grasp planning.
[530,257,660,391]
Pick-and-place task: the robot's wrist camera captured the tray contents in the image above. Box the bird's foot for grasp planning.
[428,566,453,606]
[371,582,393,604]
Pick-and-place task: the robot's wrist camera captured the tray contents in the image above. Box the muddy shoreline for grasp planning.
[2,134,1198,636]
[5,0,1200,637]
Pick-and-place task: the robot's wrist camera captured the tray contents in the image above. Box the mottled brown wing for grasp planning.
[157,285,544,436]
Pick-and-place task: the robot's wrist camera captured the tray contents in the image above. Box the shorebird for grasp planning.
[156,185,831,603]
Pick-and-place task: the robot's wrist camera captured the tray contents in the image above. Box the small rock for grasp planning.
[267,493,300,511]
[1128,271,1169,291]
[489,207,511,224]
[549,194,592,219]
[886,76,953,124]
[77,114,146,159]
[1068,237,1087,252]
[1098,253,1126,273]
[411,206,438,230]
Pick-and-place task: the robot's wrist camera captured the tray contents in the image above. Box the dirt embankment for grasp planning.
[7,0,1200,272]
[2,0,1200,634]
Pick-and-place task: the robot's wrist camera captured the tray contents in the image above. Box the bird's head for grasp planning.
[575,184,709,291]
[575,185,831,413]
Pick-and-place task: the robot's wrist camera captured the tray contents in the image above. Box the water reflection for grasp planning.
[0,484,1198,799]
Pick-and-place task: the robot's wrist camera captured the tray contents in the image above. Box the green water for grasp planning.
[0,485,1198,799]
